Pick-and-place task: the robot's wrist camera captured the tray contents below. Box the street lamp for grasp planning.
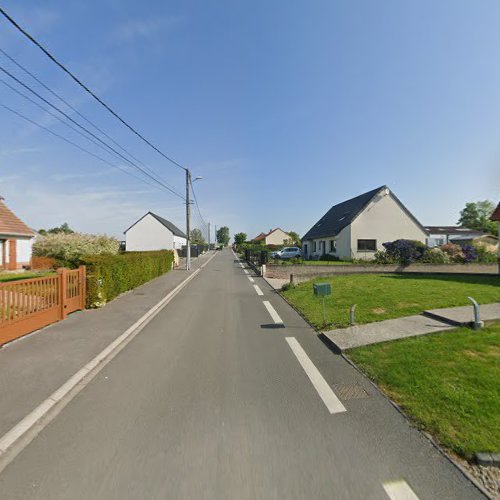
[185,172,203,271]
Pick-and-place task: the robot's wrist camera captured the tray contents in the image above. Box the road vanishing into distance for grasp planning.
[0,249,484,499]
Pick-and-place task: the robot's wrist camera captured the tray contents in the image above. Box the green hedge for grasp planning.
[82,250,175,308]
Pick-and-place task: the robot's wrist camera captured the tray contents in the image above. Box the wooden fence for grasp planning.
[0,266,86,346]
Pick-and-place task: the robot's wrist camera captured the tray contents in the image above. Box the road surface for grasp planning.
[0,249,483,499]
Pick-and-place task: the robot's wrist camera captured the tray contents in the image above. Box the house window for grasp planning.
[329,240,336,252]
[357,239,377,252]
[313,241,317,252]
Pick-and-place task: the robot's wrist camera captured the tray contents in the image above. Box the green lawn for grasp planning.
[281,273,500,329]
[0,271,55,283]
[348,323,500,458]
[269,259,352,266]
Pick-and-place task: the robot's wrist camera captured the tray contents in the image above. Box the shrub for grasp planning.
[374,250,397,264]
[473,245,498,263]
[33,233,120,268]
[382,239,427,266]
[440,243,464,262]
[421,248,451,264]
[83,250,174,307]
[461,244,478,263]
[319,254,340,261]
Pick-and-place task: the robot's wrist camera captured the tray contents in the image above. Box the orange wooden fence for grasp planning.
[0,266,86,346]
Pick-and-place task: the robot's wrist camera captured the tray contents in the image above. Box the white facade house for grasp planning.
[124,212,187,252]
[252,228,292,245]
[302,186,428,260]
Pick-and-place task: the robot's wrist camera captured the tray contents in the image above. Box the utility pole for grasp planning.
[215,224,217,248]
[208,222,211,249]
[185,169,191,270]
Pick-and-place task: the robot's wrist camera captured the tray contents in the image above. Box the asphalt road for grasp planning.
[0,249,484,499]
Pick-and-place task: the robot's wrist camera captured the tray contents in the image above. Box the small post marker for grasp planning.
[467,296,484,330]
[350,304,357,326]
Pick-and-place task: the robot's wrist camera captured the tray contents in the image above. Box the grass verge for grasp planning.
[347,323,500,458]
[0,271,55,283]
[281,273,499,329]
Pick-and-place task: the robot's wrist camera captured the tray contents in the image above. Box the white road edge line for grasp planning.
[253,284,264,296]
[262,300,284,325]
[383,480,419,500]
[285,337,346,414]
[0,251,218,466]
[243,269,249,274]
[248,276,255,283]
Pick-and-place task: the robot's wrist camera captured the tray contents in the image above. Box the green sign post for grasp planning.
[313,283,332,326]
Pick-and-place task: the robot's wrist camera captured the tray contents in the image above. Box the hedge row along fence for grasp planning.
[81,250,175,308]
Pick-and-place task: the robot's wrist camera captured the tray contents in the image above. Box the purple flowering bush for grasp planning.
[381,239,427,266]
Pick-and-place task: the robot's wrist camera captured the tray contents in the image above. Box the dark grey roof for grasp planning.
[302,186,427,240]
[124,212,187,238]
[424,226,485,236]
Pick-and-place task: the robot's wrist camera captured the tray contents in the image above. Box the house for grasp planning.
[251,228,292,246]
[302,186,428,260]
[424,226,488,248]
[0,197,35,270]
[124,212,187,251]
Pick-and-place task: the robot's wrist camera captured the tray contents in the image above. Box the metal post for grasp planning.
[208,222,211,250]
[185,169,191,271]
[350,304,357,326]
[467,296,483,330]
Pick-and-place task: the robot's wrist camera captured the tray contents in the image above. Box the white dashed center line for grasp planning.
[383,480,419,500]
[262,301,283,325]
[285,337,346,414]
[253,284,264,296]
[248,276,255,283]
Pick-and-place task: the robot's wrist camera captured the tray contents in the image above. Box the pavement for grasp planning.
[323,315,456,351]
[0,249,485,499]
[424,302,500,326]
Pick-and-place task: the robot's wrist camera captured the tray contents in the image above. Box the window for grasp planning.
[329,240,336,252]
[357,239,377,251]
[313,241,317,252]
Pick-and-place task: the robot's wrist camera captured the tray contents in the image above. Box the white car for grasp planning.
[275,247,302,259]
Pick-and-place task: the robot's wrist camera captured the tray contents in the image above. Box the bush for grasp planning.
[319,254,340,261]
[421,248,451,264]
[382,239,427,266]
[31,255,58,270]
[461,244,478,263]
[33,233,120,268]
[474,245,498,263]
[440,243,464,262]
[83,250,174,307]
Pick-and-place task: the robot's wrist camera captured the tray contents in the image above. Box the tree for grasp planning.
[458,201,496,235]
[39,222,74,236]
[190,228,205,244]
[286,231,301,245]
[234,232,247,245]
[216,226,230,246]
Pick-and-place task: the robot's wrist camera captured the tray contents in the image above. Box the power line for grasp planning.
[0,101,171,192]
[0,6,187,172]
[0,47,175,189]
[191,183,207,226]
[0,64,185,200]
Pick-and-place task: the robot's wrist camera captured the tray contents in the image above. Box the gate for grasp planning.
[0,266,86,346]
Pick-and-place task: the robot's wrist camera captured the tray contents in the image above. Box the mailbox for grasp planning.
[313,283,331,297]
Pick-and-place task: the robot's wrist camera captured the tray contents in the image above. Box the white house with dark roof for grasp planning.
[302,186,428,260]
[124,212,187,252]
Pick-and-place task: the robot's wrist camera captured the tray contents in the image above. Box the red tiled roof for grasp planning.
[0,198,34,237]
[490,203,500,222]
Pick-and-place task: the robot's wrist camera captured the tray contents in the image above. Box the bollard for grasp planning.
[467,296,484,330]
[350,304,357,326]
[290,273,294,285]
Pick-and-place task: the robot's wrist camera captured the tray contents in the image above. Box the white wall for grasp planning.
[17,237,33,265]
[266,229,290,245]
[173,235,187,249]
[307,226,352,260]
[126,214,174,251]
[350,191,427,259]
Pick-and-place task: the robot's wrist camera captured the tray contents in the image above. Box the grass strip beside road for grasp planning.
[347,323,500,459]
[281,273,500,329]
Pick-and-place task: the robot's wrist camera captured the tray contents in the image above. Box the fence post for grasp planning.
[57,268,68,319]
[79,265,86,310]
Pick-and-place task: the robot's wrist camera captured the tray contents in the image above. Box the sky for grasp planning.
[0,0,499,241]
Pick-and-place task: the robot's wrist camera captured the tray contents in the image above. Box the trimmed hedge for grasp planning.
[83,250,175,308]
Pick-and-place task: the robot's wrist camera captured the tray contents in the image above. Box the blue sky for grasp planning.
[0,0,499,240]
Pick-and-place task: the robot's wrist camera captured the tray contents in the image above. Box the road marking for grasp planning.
[239,263,244,268]
[243,269,249,274]
[253,284,264,296]
[0,251,218,471]
[248,276,255,283]
[383,480,419,500]
[285,337,346,414]
[263,301,284,325]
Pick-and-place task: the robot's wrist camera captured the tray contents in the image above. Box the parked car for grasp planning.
[274,247,302,259]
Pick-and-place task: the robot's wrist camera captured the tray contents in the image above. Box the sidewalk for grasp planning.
[0,252,215,439]
[323,302,500,351]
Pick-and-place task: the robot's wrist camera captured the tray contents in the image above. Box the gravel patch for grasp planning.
[460,459,500,498]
